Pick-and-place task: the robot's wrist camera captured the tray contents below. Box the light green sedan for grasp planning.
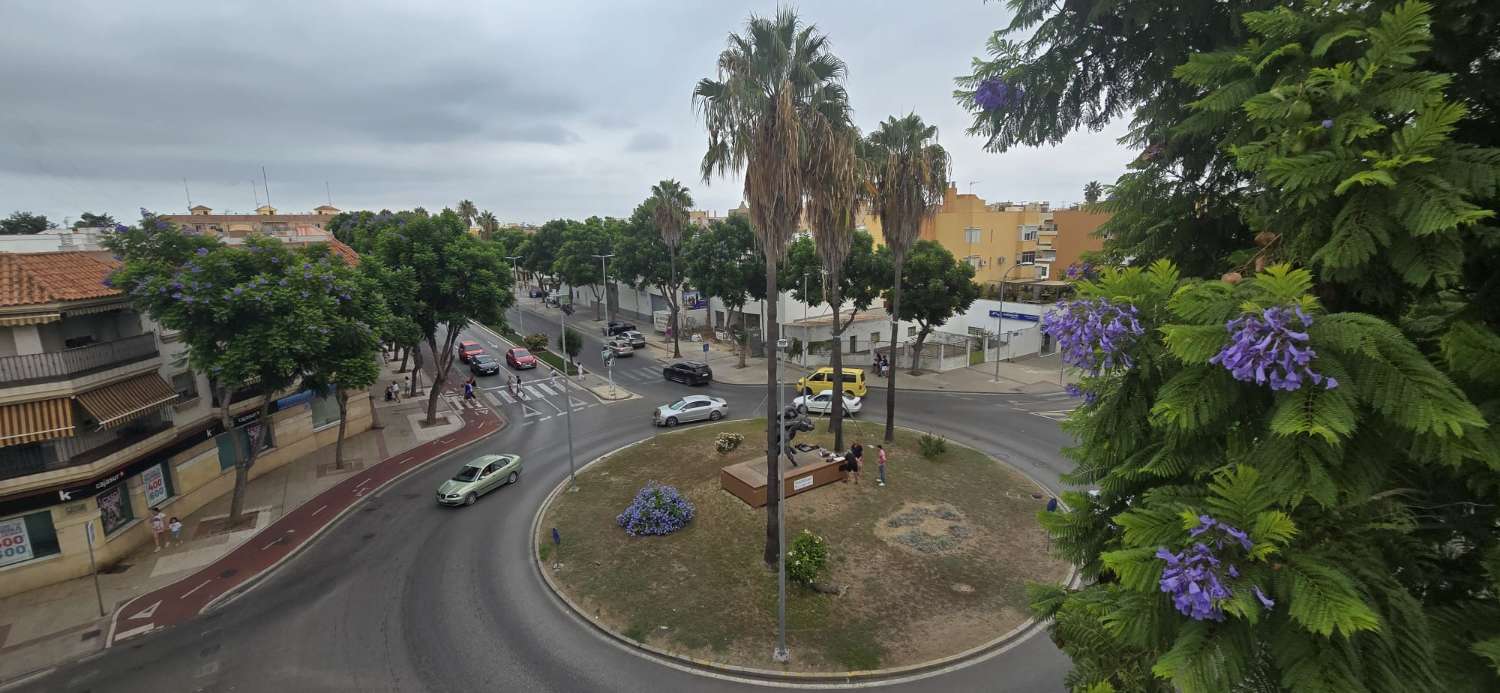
[436,454,522,506]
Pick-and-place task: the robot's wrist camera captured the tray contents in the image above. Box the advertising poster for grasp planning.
[142,463,169,507]
[97,485,131,535]
[0,516,33,568]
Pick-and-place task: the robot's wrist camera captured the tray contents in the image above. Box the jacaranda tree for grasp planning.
[1010,3,1500,691]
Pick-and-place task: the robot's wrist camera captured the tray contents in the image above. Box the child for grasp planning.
[877,445,888,486]
[168,517,183,546]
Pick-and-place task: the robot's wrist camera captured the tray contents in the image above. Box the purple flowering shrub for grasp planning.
[974,78,1023,111]
[1210,305,1336,391]
[1157,515,1276,621]
[616,482,695,537]
[1064,262,1098,281]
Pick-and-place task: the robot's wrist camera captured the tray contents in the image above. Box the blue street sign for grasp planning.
[702,342,710,354]
[988,310,1040,322]
[552,527,561,546]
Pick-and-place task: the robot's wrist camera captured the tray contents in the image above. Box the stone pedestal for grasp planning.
[719,448,845,508]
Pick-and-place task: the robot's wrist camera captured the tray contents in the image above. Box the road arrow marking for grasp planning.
[127,600,160,621]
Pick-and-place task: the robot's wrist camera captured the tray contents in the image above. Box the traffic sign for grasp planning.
[702,342,710,354]
[988,310,1039,322]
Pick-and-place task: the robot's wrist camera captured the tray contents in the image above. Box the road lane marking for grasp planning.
[312,504,328,515]
[533,382,558,396]
[126,600,160,621]
[113,624,156,642]
[523,385,545,399]
[181,580,212,599]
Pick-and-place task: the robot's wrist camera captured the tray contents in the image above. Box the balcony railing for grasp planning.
[0,332,158,387]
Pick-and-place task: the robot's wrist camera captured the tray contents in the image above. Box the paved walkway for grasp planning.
[0,358,504,687]
[521,298,1073,395]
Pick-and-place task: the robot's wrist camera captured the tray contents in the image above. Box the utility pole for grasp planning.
[559,288,577,489]
[505,256,524,336]
[593,253,614,322]
[773,337,790,664]
[261,166,272,208]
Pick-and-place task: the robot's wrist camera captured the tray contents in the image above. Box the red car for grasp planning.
[457,341,485,363]
[505,347,538,370]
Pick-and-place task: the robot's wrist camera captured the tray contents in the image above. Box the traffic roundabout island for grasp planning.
[533,419,1071,679]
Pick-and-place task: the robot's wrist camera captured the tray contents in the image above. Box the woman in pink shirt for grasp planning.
[877,445,888,487]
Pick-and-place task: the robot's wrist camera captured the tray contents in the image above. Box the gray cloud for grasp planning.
[1,1,1130,227]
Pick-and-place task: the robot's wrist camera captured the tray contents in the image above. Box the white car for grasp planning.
[653,395,727,427]
[793,392,862,416]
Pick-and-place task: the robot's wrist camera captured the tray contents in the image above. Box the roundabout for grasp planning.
[534,420,1070,677]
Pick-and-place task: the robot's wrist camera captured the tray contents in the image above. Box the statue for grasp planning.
[774,405,816,466]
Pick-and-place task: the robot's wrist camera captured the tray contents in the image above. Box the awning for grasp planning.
[75,373,179,430]
[0,313,62,327]
[0,397,75,448]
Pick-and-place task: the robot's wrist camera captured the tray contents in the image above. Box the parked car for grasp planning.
[528,287,547,298]
[605,338,634,357]
[662,361,713,385]
[622,330,647,349]
[796,367,867,397]
[457,341,485,364]
[793,391,862,416]
[653,395,727,427]
[505,347,538,369]
[470,353,501,376]
[605,320,637,336]
[436,454,523,506]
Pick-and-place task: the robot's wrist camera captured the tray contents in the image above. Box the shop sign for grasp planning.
[0,516,33,568]
[143,463,169,507]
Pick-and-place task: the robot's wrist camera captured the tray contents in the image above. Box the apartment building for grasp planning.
[911,185,1106,288]
[159,203,341,238]
[0,250,371,597]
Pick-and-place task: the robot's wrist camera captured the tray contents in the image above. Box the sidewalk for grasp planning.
[523,299,1073,395]
[0,357,501,686]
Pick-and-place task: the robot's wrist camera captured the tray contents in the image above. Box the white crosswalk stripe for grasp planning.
[533,381,559,396]
[475,375,599,425]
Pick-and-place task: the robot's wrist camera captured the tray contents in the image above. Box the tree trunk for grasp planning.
[232,400,272,526]
[910,326,929,374]
[218,385,249,526]
[737,307,748,369]
[425,335,445,425]
[593,285,603,321]
[827,267,846,452]
[885,251,905,443]
[409,347,424,397]
[398,346,410,373]
[670,249,682,358]
[763,262,781,567]
[333,386,349,470]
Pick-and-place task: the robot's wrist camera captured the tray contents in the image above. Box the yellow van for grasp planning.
[797,367,867,397]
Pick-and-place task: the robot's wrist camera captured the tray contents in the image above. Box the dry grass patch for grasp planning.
[539,420,1069,672]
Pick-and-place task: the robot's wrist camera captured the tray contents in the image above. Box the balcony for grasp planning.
[0,333,159,388]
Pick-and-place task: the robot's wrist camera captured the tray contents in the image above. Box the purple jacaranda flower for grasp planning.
[1210,305,1336,391]
[232,287,244,296]
[113,223,128,233]
[195,248,209,256]
[1253,586,1276,608]
[1158,515,1271,621]
[279,278,288,286]
[1041,298,1145,377]
[974,78,1023,111]
[272,256,282,264]
[1065,262,1097,281]
[1321,119,1334,129]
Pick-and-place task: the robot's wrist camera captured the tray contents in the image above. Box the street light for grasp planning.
[592,253,614,322]
[505,255,524,336]
[773,336,790,664]
[994,260,1035,383]
[559,284,577,489]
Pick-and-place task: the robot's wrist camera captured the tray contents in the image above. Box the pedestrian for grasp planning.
[848,442,864,484]
[149,508,166,552]
[391,382,402,404]
[168,516,183,545]
[877,444,888,487]
[463,380,475,401]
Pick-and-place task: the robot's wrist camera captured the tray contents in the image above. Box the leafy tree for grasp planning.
[683,214,766,368]
[75,212,117,229]
[1,211,52,234]
[876,240,978,373]
[1083,181,1103,205]
[106,214,333,525]
[650,180,694,357]
[522,220,567,291]
[552,217,617,320]
[297,246,389,469]
[561,327,583,362]
[1008,3,1500,691]
[694,7,850,565]
[456,199,478,228]
[862,113,950,443]
[369,210,513,424]
[613,202,695,336]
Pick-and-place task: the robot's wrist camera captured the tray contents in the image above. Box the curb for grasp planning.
[201,408,506,614]
[529,420,1072,685]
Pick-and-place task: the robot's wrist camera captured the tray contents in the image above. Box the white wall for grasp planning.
[935,298,1054,360]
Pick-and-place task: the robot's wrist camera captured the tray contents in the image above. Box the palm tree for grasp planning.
[863,113,951,443]
[694,8,848,566]
[649,179,693,358]
[456,199,478,228]
[1083,180,1103,205]
[477,210,499,239]
[804,114,860,452]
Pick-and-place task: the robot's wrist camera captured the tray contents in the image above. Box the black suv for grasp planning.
[605,320,636,336]
[663,361,713,385]
[470,353,501,376]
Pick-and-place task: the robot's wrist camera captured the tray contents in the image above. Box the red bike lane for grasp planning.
[106,393,503,646]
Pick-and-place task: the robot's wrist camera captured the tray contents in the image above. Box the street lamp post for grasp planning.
[592,253,614,322]
[505,255,524,336]
[559,285,577,489]
[994,260,1035,383]
[801,272,809,367]
[773,336,790,664]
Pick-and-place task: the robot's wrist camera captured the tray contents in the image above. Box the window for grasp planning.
[0,511,61,568]
[1021,251,1036,264]
[849,334,858,352]
[216,420,274,471]
[1022,225,1038,241]
[965,255,980,268]
[964,227,981,244]
[171,372,198,401]
[1036,265,1049,280]
[311,392,341,429]
[907,326,917,338]
[96,484,134,535]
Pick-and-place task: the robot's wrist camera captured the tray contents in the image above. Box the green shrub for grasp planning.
[786,529,829,585]
[523,333,549,352]
[918,433,948,460]
[714,432,744,455]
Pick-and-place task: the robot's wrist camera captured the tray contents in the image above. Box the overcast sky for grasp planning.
[1,1,1131,227]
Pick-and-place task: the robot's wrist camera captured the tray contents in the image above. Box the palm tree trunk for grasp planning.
[763,261,781,567]
[827,267,845,452]
[670,250,682,358]
[884,251,904,443]
[333,386,349,470]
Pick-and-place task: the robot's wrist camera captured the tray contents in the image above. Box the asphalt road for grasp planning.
[20,305,1079,693]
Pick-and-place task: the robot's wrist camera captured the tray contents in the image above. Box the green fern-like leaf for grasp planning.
[1151,621,1252,693]
[1267,367,1358,445]
[1280,551,1382,637]
[1161,324,1229,364]
[1150,366,1239,431]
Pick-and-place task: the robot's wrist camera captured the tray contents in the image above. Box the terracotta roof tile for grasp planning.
[323,238,361,266]
[0,251,122,308]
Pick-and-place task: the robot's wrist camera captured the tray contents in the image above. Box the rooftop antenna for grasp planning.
[251,179,261,209]
[261,166,272,208]
[325,181,332,206]
[967,180,980,194]
[183,178,193,212]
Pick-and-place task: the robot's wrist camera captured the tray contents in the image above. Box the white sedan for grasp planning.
[793,392,862,416]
